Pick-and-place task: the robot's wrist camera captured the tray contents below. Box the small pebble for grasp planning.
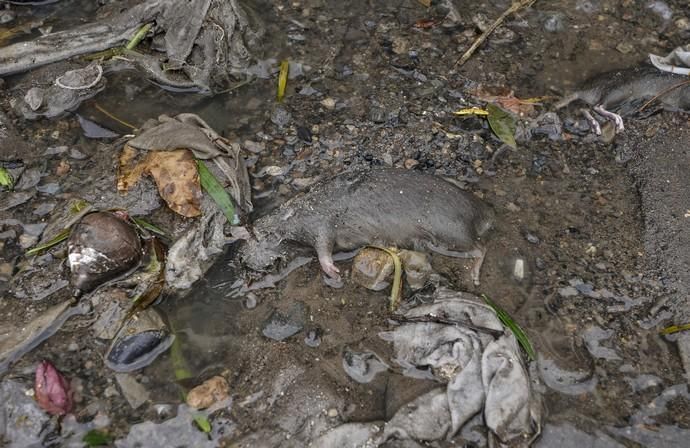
[526,233,540,244]
[321,97,336,110]
[69,148,87,160]
[36,183,61,195]
[104,385,119,398]
[327,408,338,418]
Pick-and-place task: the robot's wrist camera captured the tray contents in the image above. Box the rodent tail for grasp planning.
[554,93,579,109]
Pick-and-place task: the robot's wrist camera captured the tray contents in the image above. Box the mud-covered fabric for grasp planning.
[317,288,541,447]
[127,113,252,214]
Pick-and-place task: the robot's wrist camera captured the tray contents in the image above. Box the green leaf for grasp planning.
[131,217,167,237]
[26,228,70,257]
[486,102,517,149]
[660,322,690,335]
[83,429,114,446]
[196,160,239,225]
[482,294,536,360]
[193,414,212,433]
[0,167,14,190]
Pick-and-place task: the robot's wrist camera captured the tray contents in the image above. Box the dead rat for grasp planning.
[556,65,690,135]
[240,168,494,286]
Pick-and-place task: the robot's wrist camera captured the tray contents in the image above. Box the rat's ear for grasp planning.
[226,226,253,244]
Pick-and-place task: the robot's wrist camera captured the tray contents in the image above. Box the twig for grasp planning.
[636,79,690,113]
[390,313,504,336]
[94,103,137,130]
[455,0,536,67]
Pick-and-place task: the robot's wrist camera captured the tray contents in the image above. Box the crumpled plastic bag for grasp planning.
[317,288,541,447]
[650,45,690,76]
[127,113,252,214]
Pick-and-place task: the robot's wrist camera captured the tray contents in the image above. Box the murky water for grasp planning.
[2,0,689,445]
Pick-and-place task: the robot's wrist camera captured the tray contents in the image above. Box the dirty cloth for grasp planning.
[17,64,106,119]
[0,0,262,92]
[650,45,690,76]
[165,197,227,290]
[317,288,541,447]
[127,113,252,214]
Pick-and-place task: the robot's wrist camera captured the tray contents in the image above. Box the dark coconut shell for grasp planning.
[67,211,142,294]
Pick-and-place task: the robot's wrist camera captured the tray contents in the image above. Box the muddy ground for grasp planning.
[1,0,690,446]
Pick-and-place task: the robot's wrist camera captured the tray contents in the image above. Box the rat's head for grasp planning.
[239,231,284,274]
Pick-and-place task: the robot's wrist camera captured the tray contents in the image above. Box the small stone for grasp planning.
[616,42,634,54]
[24,88,44,111]
[0,229,17,240]
[56,160,71,176]
[262,302,307,341]
[558,286,579,297]
[44,146,69,157]
[304,328,322,348]
[68,342,79,351]
[526,233,540,244]
[391,37,408,55]
[69,148,87,160]
[369,106,387,123]
[186,376,230,409]
[0,262,13,282]
[543,12,566,32]
[104,385,119,398]
[243,140,265,154]
[506,202,521,212]
[33,202,56,217]
[513,258,525,281]
[19,234,39,249]
[36,183,60,195]
[22,223,47,237]
[676,17,690,31]
[16,168,42,190]
[270,107,291,127]
[404,159,419,169]
[321,97,337,110]
[327,408,339,418]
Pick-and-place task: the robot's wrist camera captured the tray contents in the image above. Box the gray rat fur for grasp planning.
[240,168,494,285]
[557,65,690,113]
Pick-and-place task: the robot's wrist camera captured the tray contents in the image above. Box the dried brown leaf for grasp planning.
[117,145,203,217]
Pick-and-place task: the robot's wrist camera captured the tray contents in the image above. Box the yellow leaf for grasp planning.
[417,0,431,7]
[453,107,489,116]
[277,60,289,102]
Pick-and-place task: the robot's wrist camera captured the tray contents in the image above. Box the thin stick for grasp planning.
[455,0,536,67]
[637,79,690,113]
[94,103,137,130]
[390,313,504,336]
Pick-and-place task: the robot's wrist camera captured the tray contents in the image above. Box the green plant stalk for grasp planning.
[660,322,690,335]
[482,294,536,360]
[367,246,403,311]
[26,228,70,256]
[131,217,167,237]
[196,160,238,225]
[126,23,152,50]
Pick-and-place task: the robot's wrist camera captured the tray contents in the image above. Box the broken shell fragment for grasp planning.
[105,307,174,373]
[351,247,395,291]
[67,211,142,295]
